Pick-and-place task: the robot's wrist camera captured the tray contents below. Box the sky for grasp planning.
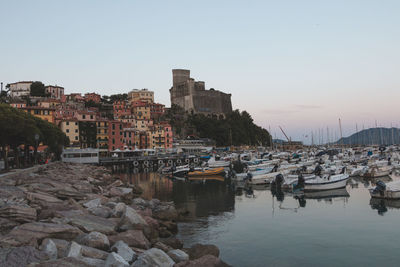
[1,0,400,144]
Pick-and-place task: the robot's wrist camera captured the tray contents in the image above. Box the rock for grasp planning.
[118,206,148,231]
[0,217,19,235]
[27,192,63,205]
[33,257,93,267]
[81,245,109,260]
[80,256,106,266]
[43,238,70,258]
[58,211,117,235]
[54,189,87,201]
[187,244,219,260]
[76,231,110,251]
[108,230,150,250]
[88,206,112,218]
[109,187,133,198]
[0,204,37,223]
[111,203,125,218]
[0,222,83,247]
[83,198,102,209]
[174,255,230,267]
[132,197,148,207]
[148,199,161,209]
[105,252,129,267]
[104,202,117,209]
[168,249,189,263]
[111,240,136,263]
[152,204,178,221]
[163,238,183,249]
[66,241,82,257]
[159,220,178,234]
[40,238,58,260]
[106,180,123,189]
[131,248,175,267]
[153,241,173,253]
[0,246,49,266]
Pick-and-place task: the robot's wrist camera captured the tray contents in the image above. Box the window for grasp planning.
[75,129,78,133]
[82,115,86,119]
[75,136,78,141]
[90,115,93,119]
[112,138,115,144]
[66,121,69,125]
[66,129,69,133]
[112,131,115,135]
[75,122,78,126]
[112,124,115,130]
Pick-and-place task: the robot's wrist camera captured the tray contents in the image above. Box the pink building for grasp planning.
[108,121,124,151]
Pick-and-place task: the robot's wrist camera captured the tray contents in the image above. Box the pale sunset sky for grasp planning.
[1,1,400,143]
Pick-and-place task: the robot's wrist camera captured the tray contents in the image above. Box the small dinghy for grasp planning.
[188,167,225,177]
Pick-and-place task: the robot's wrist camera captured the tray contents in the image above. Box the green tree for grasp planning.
[30,81,46,97]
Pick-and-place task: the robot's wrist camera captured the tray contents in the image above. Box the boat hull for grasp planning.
[304,176,349,191]
[369,189,400,199]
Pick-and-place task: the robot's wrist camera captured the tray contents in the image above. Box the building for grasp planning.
[113,100,131,118]
[10,102,26,109]
[128,89,154,104]
[22,106,55,124]
[96,120,109,150]
[60,119,80,146]
[45,85,64,99]
[132,101,151,120]
[8,81,33,98]
[84,93,101,103]
[108,121,124,151]
[169,69,232,115]
[149,102,165,121]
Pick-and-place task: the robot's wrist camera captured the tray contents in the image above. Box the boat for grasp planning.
[188,167,225,177]
[369,179,400,199]
[188,175,225,182]
[364,165,393,178]
[207,157,231,168]
[304,173,349,191]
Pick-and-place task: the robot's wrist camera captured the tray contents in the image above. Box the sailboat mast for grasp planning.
[339,118,343,146]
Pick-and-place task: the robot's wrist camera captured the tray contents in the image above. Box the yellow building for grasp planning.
[135,119,152,131]
[128,89,154,103]
[96,120,109,149]
[149,124,165,149]
[22,106,55,124]
[133,105,151,120]
[60,120,80,146]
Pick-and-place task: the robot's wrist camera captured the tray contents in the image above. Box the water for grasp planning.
[119,172,400,267]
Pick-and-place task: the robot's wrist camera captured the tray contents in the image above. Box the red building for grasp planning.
[84,93,101,103]
[108,121,124,151]
[162,122,173,149]
[149,102,165,120]
[113,100,131,118]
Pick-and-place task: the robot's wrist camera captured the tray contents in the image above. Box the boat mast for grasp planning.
[339,118,343,146]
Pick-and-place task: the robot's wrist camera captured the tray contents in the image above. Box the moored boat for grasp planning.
[369,179,400,199]
[304,173,349,191]
[188,167,225,177]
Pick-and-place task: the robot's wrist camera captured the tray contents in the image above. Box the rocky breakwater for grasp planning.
[0,162,229,267]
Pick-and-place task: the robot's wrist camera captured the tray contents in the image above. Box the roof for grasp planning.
[8,81,34,85]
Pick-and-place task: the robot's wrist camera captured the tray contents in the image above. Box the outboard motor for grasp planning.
[373,181,387,196]
[388,157,392,166]
[272,164,279,173]
[340,166,346,174]
[313,164,322,176]
[297,174,305,187]
[246,172,253,181]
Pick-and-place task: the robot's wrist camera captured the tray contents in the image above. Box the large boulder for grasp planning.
[76,231,110,251]
[131,248,175,267]
[58,210,117,235]
[153,241,173,253]
[152,203,178,221]
[111,203,126,218]
[118,206,148,231]
[81,245,109,260]
[80,256,106,267]
[175,255,230,267]
[0,246,49,266]
[0,222,82,247]
[109,187,133,198]
[108,230,150,250]
[0,204,37,223]
[88,206,112,218]
[105,252,129,267]
[162,238,184,249]
[111,240,136,263]
[167,249,189,263]
[187,244,220,260]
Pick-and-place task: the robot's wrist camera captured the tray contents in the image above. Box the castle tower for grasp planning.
[172,69,190,87]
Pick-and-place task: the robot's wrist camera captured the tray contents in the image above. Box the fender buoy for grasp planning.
[158,160,163,165]
[177,159,182,164]
[168,160,173,165]
[133,161,139,167]
[193,158,199,163]
[144,161,149,167]
[185,159,190,163]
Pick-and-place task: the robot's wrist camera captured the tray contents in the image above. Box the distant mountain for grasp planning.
[337,128,400,145]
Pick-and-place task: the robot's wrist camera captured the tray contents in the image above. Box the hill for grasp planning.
[337,127,400,145]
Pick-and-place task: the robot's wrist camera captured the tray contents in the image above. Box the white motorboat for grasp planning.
[364,165,393,178]
[207,157,231,168]
[304,173,349,191]
[369,179,400,199]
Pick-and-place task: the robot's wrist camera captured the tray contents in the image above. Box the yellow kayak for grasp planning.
[188,167,225,177]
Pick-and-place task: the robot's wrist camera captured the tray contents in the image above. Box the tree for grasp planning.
[30,81,46,97]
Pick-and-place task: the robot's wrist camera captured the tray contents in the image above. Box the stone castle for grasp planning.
[169,69,232,115]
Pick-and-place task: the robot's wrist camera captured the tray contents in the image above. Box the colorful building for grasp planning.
[22,106,55,124]
[84,93,101,103]
[60,119,80,146]
[45,85,64,99]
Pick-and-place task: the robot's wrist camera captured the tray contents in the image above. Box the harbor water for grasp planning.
[119,172,400,267]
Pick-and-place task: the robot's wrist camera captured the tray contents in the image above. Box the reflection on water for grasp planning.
[117,172,400,266]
